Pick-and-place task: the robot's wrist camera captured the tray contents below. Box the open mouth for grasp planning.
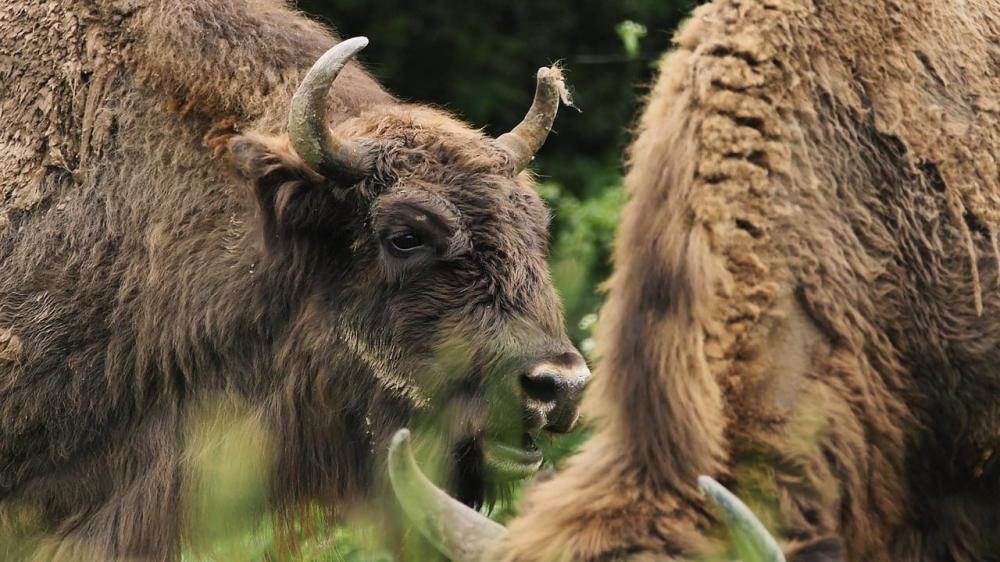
[451,432,544,508]
[482,433,543,480]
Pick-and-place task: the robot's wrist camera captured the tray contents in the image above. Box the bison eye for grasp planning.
[387,231,425,256]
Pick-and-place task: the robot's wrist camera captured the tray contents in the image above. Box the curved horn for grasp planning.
[698,476,786,562]
[497,66,573,174]
[287,36,375,184]
[388,429,507,562]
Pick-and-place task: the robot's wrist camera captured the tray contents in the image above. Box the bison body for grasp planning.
[0,1,587,560]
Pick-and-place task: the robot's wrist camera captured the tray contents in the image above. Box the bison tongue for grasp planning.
[389,429,507,562]
[483,439,543,480]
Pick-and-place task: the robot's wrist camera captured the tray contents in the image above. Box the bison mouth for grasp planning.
[484,434,543,479]
[451,432,543,508]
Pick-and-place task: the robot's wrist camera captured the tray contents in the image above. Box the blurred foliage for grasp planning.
[616,20,649,59]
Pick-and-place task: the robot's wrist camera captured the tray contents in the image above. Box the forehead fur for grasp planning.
[337,104,516,181]
[337,105,552,315]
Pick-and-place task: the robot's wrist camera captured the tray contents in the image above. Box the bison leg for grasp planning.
[16,406,185,562]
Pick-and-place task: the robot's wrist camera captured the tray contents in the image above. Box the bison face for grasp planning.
[359,119,588,506]
[224,38,589,506]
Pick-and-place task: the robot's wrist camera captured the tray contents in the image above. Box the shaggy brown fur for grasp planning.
[1,1,579,560]
[500,1,1000,561]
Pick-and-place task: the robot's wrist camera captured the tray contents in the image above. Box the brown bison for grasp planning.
[0,1,589,560]
[391,0,1000,561]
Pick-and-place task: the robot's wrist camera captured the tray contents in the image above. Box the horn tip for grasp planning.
[342,35,370,52]
[698,475,787,562]
[537,65,563,83]
[698,475,731,507]
[390,428,411,449]
[697,474,715,492]
[537,64,576,111]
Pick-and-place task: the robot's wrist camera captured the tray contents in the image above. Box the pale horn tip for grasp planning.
[698,475,786,562]
[391,427,411,446]
[342,36,369,51]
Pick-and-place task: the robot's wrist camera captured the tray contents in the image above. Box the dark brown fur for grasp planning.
[502,1,1000,561]
[0,1,575,560]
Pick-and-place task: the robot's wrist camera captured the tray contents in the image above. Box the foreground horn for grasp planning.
[698,476,786,562]
[388,429,506,562]
[497,66,573,174]
[388,429,783,562]
[287,36,375,184]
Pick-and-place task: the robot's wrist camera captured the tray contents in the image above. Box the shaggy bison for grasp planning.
[0,1,588,559]
[391,0,1000,560]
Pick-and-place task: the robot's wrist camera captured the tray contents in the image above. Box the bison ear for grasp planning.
[222,133,347,246]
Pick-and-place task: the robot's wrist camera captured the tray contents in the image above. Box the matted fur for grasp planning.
[1,1,579,560]
[502,1,1000,561]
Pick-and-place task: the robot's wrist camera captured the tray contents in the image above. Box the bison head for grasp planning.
[222,38,589,506]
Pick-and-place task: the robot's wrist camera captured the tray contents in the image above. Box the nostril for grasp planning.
[519,371,560,403]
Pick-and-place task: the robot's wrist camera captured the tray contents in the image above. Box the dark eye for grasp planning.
[387,231,425,256]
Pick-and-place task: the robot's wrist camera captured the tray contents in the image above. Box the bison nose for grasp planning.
[519,352,591,434]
